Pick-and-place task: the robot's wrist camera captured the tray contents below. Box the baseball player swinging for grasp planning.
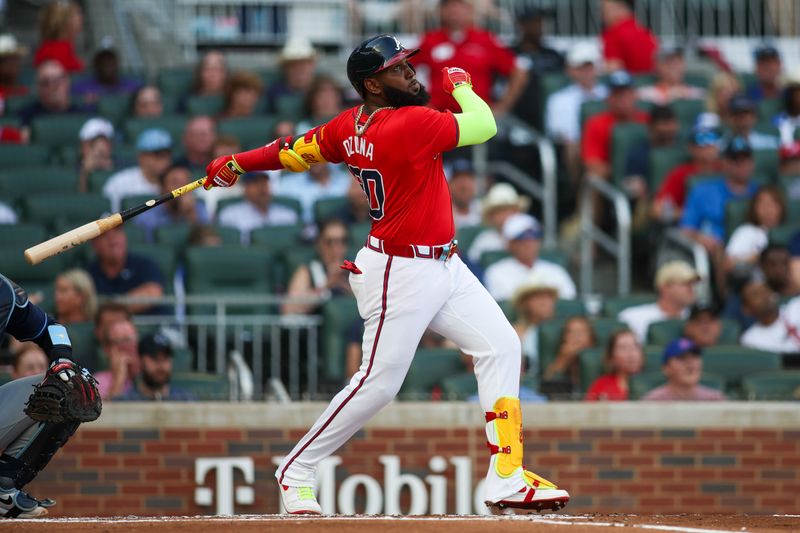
[203,34,570,515]
[0,273,101,518]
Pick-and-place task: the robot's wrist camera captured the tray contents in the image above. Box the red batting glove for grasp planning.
[203,155,246,190]
[441,67,472,95]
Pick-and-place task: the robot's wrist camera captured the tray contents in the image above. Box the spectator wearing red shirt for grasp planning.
[600,0,658,74]
[581,70,648,180]
[653,128,721,223]
[415,0,528,116]
[33,1,84,73]
[585,329,643,401]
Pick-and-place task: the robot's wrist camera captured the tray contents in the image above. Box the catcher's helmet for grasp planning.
[347,34,420,96]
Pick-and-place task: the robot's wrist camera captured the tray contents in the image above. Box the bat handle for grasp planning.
[24,214,123,265]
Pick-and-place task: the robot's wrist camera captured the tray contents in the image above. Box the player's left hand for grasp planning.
[442,67,473,95]
[25,358,102,423]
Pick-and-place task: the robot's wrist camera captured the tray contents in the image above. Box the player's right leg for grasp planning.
[275,249,451,514]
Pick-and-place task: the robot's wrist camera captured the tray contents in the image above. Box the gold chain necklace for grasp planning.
[354,105,394,136]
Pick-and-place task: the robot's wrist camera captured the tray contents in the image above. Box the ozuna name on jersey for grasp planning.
[343,135,375,161]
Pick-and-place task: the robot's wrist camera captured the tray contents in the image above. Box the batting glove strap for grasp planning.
[442,67,473,95]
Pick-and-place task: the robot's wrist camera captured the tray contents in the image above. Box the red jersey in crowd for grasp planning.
[585,374,629,401]
[317,105,458,245]
[656,161,722,208]
[582,110,648,166]
[34,40,84,72]
[415,28,517,112]
[601,16,658,74]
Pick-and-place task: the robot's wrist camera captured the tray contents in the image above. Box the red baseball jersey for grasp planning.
[317,105,459,245]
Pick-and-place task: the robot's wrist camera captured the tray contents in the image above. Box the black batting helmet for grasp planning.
[346,34,420,96]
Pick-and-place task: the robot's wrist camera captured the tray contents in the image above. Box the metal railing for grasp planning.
[663,227,712,303]
[579,177,631,297]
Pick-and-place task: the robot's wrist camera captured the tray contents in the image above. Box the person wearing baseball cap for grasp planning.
[114,333,196,401]
[653,127,722,222]
[78,117,115,192]
[641,338,725,401]
[683,302,723,348]
[618,260,699,343]
[745,44,783,102]
[638,46,705,105]
[727,93,780,150]
[485,213,576,301]
[0,34,29,97]
[466,183,530,264]
[102,127,173,211]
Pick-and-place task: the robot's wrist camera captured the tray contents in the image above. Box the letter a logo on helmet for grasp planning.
[347,34,420,96]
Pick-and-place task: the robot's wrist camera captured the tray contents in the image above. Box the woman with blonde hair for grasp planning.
[705,71,741,125]
[34,0,84,72]
[54,269,98,324]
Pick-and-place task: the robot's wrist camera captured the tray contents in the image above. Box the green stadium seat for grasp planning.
[127,243,178,292]
[0,223,46,248]
[124,115,189,145]
[630,370,726,400]
[0,144,52,167]
[348,221,371,248]
[769,224,796,246]
[611,122,648,185]
[648,146,687,190]
[186,95,224,116]
[157,68,193,98]
[725,199,749,240]
[539,72,570,110]
[670,99,705,127]
[479,249,510,271]
[642,345,663,372]
[497,299,516,322]
[88,169,116,193]
[0,373,12,387]
[22,193,109,231]
[215,225,242,245]
[218,117,279,149]
[5,94,34,115]
[580,100,607,129]
[441,372,477,400]
[741,370,800,400]
[272,195,303,218]
[646,318,741,345]
[275,94,304,118]
[124,224,148,245]
[455,224,486,254]
[314,197,348,223]
[155,224,192,248]
[752,148,779,181]
[250,224,305,252]
[171,347,193,373]
[701,346,782,394]
[399,347,464,400]
[0,244,67,314]
[684,72,710,89]
[603,293,656,317]
[31,114,93,148]
[0,166,79,201]
[590,317,629,344]
[169,372,230,400]
[98,93,135,125]
[321,296,361,383]
[66,321,98,370]
[578,347,604,393]
[757,98,782,124]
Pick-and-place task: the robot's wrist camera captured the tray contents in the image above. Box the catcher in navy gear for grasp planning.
[0,273,101,518]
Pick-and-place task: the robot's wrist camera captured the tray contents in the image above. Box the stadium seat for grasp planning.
[215,225,242,245]
[250,224,305,252]
[455,225,486,254]
[537,319,567,372]
[630,370,726,400]
[684,71,710,89]
[556,298,586,318]
[741,370,800,400]
[769,225,796,246]
[218,117,279,149]
[88,169,116,193]
[348,221,371,248]
[603,294,656,317]
[98,93,135,125]
[171,347,193,373]
[155,224,193,248]
[590,317,629,344]
[399,347,464,400]
[127,243,178,293]
[0,244,67,314]
[124,224,148,245]
[701,346,782,394]
[0,144,51,167]
[0,223,46,248]
[275,94,304,118]
[757,98,782,125]
[578,347,604,393]
[646,318,741,345]
[66,321,98,371]
[169,372,230,400]
[670,99,706,127]
[0,166,79,201]
[186,95,224,116]
[272,195,304,218]
[0,373,11,387]
[31,114,93,148]
[580,100,607,129]
[124,115,189,145]
[321,296,361,384]
[278,247,317,292]
[648,146,687,190]
[5,94,34,115]
[642,345,663,372]
[22,193,109,232]
[441,371,477,400]
[479,250,510,271]
[313,197,348,223]
[611,122,648,185]
[539,72,570,114]
[725,199,749,239]
[157,68,193,98]
[752,149,779,181]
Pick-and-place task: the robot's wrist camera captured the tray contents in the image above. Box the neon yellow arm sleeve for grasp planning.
[452,85,498,147]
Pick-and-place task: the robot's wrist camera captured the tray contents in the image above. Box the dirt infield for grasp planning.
[4,514,800,532]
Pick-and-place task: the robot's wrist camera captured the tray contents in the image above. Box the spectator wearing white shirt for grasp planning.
[448,159,481,229]
[277,163,350,225]
[0,201,17,224]
[545,43,607,183]
[740,280,800,353]
[467,183,529,264]
[102,128,173,212]
[217,171,299,244]
[637,46,705,105]
[484,213,576,301]
[618,261,699,343]
[725,186,785,276]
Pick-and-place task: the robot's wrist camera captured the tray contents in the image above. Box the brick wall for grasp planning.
[26,403,800,516]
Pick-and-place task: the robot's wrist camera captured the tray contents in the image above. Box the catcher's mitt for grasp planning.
[25,358,102,423]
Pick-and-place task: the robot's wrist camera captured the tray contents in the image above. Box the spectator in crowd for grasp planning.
[511,6,564,128]
[190,50,227,97]
[740,280,800,353]
[77,117,115,192]
[619,260,699,343]
[19,60,86,130]
[176,115,217,175]
[266,36,317,114]
[600,0,658,74]
[511,273,559,382]
[705,71,741,125]
[725,186,785,275]
[485,213,577,300]
[0,34,30,97]
[278,163,350,225]
[585,329,643,401]
[0,201,16,224]
[94,318,140,400]
[582,70,648,181]
[726,94,780,150]
[130,85,164,118]
[72,48,142,106]
[86,225,166,315]
[201,134,244,217]
[93,302,130,350]
[652,127,721,223]
[546,43,607,182]
[681,136,760,254]
[415,0,528,116]
[53,269,97,325]
[745,44,783,102]
[624,105,680,206]
[10,343,49,380]
[188,225,223,247]
[133,163,210,242]
[467,183,528,264]
[638,47,705,105]
[683,302,724,348]
[789,228,800,289]
[543,316,596,392]
[34,0,84,72]
[758,244,799,298]
[449,159,480,228]
[283,219,351,315]
[103,128,173,211]
[297,75,345,132]
[337,177,370,226]
[217,171,298,244]
[775,83,800,144]
[641,338,726,401]
[779,140,800,201]
[115,333,195,401]
[222,70,263,118]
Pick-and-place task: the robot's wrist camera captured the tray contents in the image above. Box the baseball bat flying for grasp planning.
[24,177,207,265]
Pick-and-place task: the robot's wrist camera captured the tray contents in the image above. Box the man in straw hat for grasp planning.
[466,183,530,264]
[267,36,317,114]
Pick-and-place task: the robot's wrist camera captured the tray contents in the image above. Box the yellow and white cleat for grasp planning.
[486,470,570,514]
